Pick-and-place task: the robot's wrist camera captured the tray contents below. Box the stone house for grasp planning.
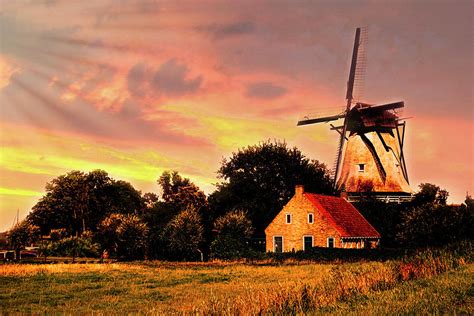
[265,185,380,252]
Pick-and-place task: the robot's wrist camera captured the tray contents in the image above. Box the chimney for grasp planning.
[295,185,304,196]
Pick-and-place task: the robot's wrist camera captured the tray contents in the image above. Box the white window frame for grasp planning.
[327,237,335,248]
[303,235,314,251]
[308,213,314,224]
[358,163,365,172]
[285,213,292,224]
[273,236,284,253]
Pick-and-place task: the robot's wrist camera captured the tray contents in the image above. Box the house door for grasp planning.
[303,236,313,251]
[274,236,283,253]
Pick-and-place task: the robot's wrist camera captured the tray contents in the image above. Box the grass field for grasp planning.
[1,260,472,314]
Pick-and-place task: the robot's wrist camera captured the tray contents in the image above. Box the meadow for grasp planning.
[1,248,472,314]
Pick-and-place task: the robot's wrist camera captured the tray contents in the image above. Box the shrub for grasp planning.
[210,210,254,259]
[97,213,148,260]
[163,207,204,261]
[51,234,99,262]
[116,215,148,260]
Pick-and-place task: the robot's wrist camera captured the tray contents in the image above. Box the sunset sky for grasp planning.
[0,0,472,231]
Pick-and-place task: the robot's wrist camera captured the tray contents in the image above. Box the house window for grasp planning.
[358,164,365,172]
[274,236,283,253]
[327,237,335,248]
[303,236,313,251]
[308,213,314,224]
[286,214,292,224]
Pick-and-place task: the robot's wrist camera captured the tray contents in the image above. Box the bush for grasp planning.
[163,207,204,261]
[116,215,148,260]
[397,203,473,247]
[210,210,254,259]
[50,234,99,262]
[97,213,148,260]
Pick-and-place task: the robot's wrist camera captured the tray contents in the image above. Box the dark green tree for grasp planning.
[143,171,208,259]
[396,187,473,247]
[163,207,204,261]
[97,213,148,260]
[209,141,332,237]
[115,214,148,260]
[210,210,254,259]
[27,170,144,235]
[413,183,449,206]
[158,170,207,211]
[7,221,40,260]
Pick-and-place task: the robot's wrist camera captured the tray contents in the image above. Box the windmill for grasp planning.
[298,28,412,202]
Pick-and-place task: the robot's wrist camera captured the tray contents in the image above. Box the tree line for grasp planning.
[6,141,473,261]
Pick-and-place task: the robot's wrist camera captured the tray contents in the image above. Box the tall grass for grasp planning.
[196,241,472,314]
[1,241,471,314]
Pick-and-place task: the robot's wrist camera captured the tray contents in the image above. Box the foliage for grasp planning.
[27,170,144,236]
[163,207,204,261]
[97,213,148,260]
[210,210,254,259]
[49,228,69,242]
[115,215,149,260]
[209,140,332,236]
[37,240,54,262]
[158,170,207,211]
[143,171,208,259]
[50,234,100,262]
[397,203,473,247]
[7,221,40,259]
[413,183,449,206]
[357,183,472,248]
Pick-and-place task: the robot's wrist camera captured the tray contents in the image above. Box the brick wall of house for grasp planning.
[265,186,342,252]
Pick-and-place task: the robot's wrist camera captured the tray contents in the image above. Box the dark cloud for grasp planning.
[152,60,202,96]
[127,59,202,98]
[127,62,150,97]
[196,21,255,40]
[246,82,287,99]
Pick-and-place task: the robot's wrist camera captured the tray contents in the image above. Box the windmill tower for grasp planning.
[298,28,412,202]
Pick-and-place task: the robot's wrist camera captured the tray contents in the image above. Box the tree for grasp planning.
[7,221,40,260]
[158,171,207,211]
[210,210,254,259]
[115,215,148,260]
[97,214,148,260]
[96,213,123,257]
[413,183,449,206]
[396,186,473,247]
[163,207,204,261]
[209,141,332,237]
[143,171,208,259]
[28,170,144,235]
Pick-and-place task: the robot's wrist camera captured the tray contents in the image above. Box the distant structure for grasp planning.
[298,28,412,202]
[265,185,380,252]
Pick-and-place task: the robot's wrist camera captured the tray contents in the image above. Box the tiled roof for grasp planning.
[304,193,380,238]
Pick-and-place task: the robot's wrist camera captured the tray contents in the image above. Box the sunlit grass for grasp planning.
[1,259,471,314]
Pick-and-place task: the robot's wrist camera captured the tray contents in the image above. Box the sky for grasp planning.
[0,0,472,231]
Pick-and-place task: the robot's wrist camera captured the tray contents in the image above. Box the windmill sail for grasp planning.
[333,27,367,189]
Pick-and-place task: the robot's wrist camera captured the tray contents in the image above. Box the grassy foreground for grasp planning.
[1,259,472,314]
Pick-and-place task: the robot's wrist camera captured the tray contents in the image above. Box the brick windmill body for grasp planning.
[298,28,412,202]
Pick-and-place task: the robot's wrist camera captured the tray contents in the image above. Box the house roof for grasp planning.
[304,193,381,238]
